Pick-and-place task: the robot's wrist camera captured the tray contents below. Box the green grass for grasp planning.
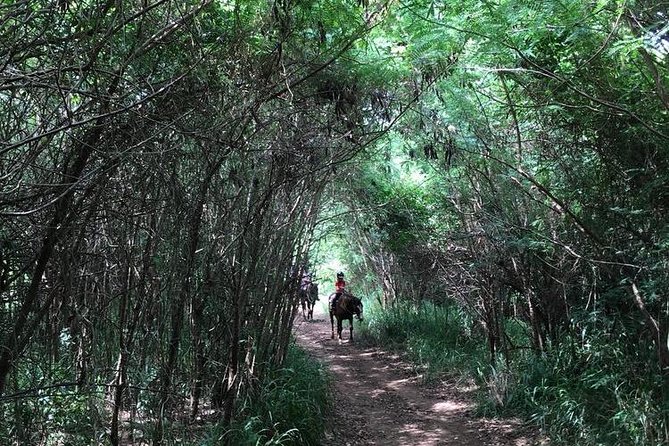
[356,300,669,446]
[209,342,333,446]
[358,300,486,381]
[507,329,669,446]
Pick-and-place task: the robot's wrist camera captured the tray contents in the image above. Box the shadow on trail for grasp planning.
[293,306,545,446]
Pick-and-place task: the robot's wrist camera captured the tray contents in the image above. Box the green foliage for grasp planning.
[0,359,104,445]
[359,300,668,446]
[359,301,485,380]
[335,1,668,444]
[209,344,332,446]
[516,327,666,445]
[2,0,668,444]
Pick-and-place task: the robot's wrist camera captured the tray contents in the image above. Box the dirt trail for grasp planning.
[293,305,545,446]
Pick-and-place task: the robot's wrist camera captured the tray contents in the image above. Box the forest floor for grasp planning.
[293,305,548,446]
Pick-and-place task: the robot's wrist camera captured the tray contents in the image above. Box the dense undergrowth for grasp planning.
[0,343,331,446]
[357,300,669,446]
[208,343,333,446]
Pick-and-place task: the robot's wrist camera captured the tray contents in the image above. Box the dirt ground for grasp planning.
[293,304,547,446]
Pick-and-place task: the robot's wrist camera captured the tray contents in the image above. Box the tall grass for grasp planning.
[359,300,487,381]
[507,319,669,446]
[208,343,332,446]
[358,301,668,446]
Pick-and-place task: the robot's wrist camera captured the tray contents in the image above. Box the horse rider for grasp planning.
[300,272,312,290]
[331,271,346,312]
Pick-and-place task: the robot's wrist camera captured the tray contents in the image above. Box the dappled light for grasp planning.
[294,306,546,446]
[1,0,666,444]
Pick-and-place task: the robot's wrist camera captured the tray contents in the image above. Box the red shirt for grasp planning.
[335,279,346,293]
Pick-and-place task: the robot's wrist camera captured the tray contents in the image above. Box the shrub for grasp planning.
[209,343,333,446]
[358,300,668,445]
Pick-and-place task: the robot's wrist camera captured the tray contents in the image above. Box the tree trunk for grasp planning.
[223,291,241,430]
[189,266,207,422]
[155,156,224,444]
[110,258,131,446]
[632,283,669,377]
[110,350,127,446]
[526,289,545,353]
[0,80,114,394]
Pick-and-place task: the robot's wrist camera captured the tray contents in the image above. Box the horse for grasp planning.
[329,291,363,342]
[299,281,319,320]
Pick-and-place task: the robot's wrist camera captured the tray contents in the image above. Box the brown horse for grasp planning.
[299,281,319,320]
[329,291,363,342]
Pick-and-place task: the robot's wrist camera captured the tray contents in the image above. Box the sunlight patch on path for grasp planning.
[293,308,546,446]
[385,378,411,390]
[431,400,472,413]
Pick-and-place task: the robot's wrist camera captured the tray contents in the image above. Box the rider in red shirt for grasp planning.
[331,271,346,311]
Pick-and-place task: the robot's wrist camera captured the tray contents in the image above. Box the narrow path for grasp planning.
[293,305,545,446]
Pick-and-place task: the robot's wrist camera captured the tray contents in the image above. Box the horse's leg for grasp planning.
[330,312,335,339]
[349,316,354,341]
[301,300,306,320]
[337,318,343,342]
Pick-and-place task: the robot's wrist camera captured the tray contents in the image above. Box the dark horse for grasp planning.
[329,291,363,342]
[299,281,319,320]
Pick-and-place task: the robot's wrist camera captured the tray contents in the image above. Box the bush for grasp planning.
[359,301,486,381]
[508,322,669,446]
[209,343,333,446]
[0,360,104,446]
[358,300,668,446]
